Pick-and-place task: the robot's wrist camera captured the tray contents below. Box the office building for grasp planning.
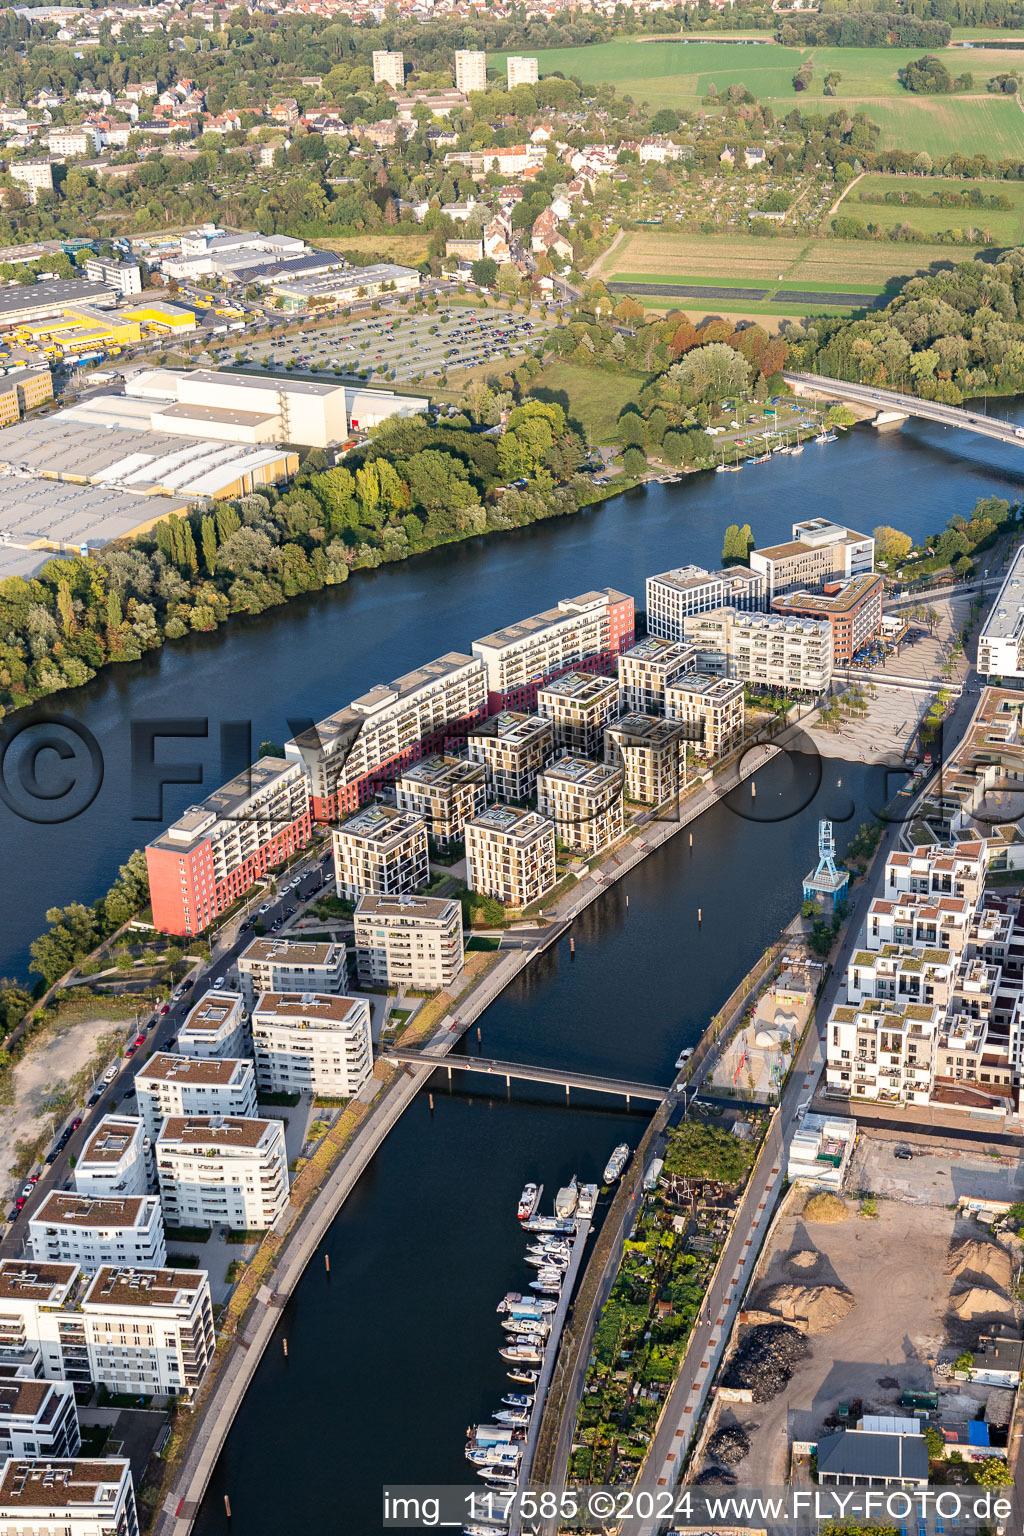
[507,56,539,87]
[664,673,745,759]
[466,712,553,802]
[156,1117,289,1231]
[146,756,313,937]
[237,937,347,1010]
[465,807,556,910]
[286,653,488,822]
[682,608,833,694]
[646,564,765,640]
[82,257,142,296]
[395,755,486,846]
[177,991,248,1060]
[135,1056,256,1144]
[455,50,487,94]
[354,894,464,991]
[617,637,696,715]
[537,754,624,857]
[73,1118,149,1199]
[604,715,686,806]
[28,1194,165,1274]
[0,1377,79,1461]
[81,1265,214,1399]
[0,1459,138,1536]
[251,992,373,1097]
[771,573,884,665]
[372,50,405,88]
[332,805,428,902]
[472,589,634,712]
[536,672,620,758]
[749,518,874,601]
[979,546,1024,679]
[0,365,53,428]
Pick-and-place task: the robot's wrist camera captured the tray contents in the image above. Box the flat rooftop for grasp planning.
[80,1119,141,1164]
[31,1193,148,1229]
[621,637,695,664]
[158,1115,276,1150]
[771,572,883,616]
[149,757,299,851]
[293,652,479,757]
[355,893,457,921]
[181,993,243,1034]
[0,278,113,316]
[468,711,550,744]
[668,672,743,700]
[398,754,484,789]
[473,588,629,652]
[648,564,761,592]
[0,1459,129,1508]
[540,754,620,789]
[181,368,345,400]
[538,671,617,703]
[608,713,684,743]
[84,1265,205,1310]
[253,992,365,1023]
[335,804,424,843]
[240,937,341,966]
[468,806,551,838]
[138,1053,249,1086]
[0,1261,78,1303]
[981,544,1024,644]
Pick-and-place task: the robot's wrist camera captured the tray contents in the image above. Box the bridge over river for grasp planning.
[784,370,1024,448]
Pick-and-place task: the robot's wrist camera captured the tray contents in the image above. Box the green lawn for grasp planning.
[841,174,1024,241]
[528,359,647,443]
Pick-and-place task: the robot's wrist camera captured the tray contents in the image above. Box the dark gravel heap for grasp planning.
[721,1323,810,1403]
[692,1466,738,1487]
[707,1424,751,1466]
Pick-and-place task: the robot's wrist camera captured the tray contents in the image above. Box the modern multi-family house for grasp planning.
[81,1265,215,1399]
[354,894,464,991]
[251,992,373,1097]
[664,674,745,759]
[135,1056,257,1143]
[332,805,428,901]
[771,573,884,665]
[28,1195,166,1274]
[395,755,486,846]
[466,712,554,802]
[0,1458,138,1536]
[616,637,697,715]
[0,1377,79,1461]
[682,608,833,694]
[237,937,347,1010]
[825,999,941,1105]
[0,1262,83,1384]
[645,565,764,639]
[536,672,620,758]
[465,807,557,910]
[536,754,624,857]
[865,889,973,956]
[604,715,686,806]
[156,1116,289,1231]
[471,589,634,712]
[883,842,986,907]
[73,1118,149,1199]
[749,518,874,601]
[977,546,1024,679]
[146,756,313,937]
[177,991,248,1060]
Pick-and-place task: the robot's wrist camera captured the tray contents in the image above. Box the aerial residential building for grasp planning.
[74,1118,149,1199]
[156,1116,289,1231]
[664,673,745,759]
[537,754,624,857]
[472,589,634,712]
[617,637,697,715]
[466,712,554,802]
[770,573,884,665]
[28,1194,166,1274]
[81,1265,214,1399]
[866,889,973,956]
[465,807,556,910]
[846,944,956,1010]
[286,653,487,822]
[332,805,428,902]
[9,161,54,204]
[0,1378,79,1461]
[536,672,620,758]
[645,564,765,640]
[0,1262,83,1384]
[146,756,313,937]
[506,56,539,87]
[251,993,373,1097]
[354,894,465,991]
[749,518,874,601]
[0,1458,138,1536]
[604,715,686,806]
[682,608,833,695]
[372,50,405,89]
[395,755,486,846]
[883,842,986,907]
[237,937,347,1009]
[825,999,941,1105]
[135,1056,256,1144]
[177,991,248,1060]
[455,49,487,94]
[979,547,1024,678]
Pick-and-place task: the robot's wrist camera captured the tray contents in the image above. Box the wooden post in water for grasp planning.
[282,1338,288,1358]
[428,1093,434,1111]
[698,908,702,925]
[224,1497,232,1519]
[324,1254,330,1275]
[570,937,576,959]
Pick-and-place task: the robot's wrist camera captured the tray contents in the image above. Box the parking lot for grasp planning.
[234,305,558,385]
[849,1135,1024,1206]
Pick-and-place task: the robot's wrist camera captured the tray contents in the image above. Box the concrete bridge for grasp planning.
[784,371,1024,447]
[385,1048,671,1104]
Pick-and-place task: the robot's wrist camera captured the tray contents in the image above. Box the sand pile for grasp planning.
[754,1281,854,1335]
[949,1286,1015,1323]
[803,1193,848,1224]
[946,1238,1012,1292]
[788,1249,819,1271]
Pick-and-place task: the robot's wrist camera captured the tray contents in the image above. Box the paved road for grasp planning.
[786,370,1024,447]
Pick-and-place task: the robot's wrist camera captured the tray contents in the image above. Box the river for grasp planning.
[0,409,1021,1531]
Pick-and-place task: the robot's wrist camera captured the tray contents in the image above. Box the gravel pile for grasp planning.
[721,1323,810,1403]
[692,1466,738,1487]
[707,1425,751,1466]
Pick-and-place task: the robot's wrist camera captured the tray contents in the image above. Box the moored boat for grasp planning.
[603,1143,630,1183]
[500,1341,543,1364]
[507,1367,539,1385]
[501,1392,534,1409]
[516,1182,541,1221]
[577,1182,598,1218]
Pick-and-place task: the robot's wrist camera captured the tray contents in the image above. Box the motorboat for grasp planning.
[497,1293,556,1316]
[522,1216,576,1236]
[494,1409,530,1426]
[501,1393,534,1409]
[524,1250,568,1270]
[529,1276,562,1294]
[517,1182,541,1221]
[603,1143,631,1183]
[553,1177,578,1219]
[500,1341,543,1364]
[675,1047,694,1071]
[500,1316,549,1337]
[576,1183,598,1219]
[464,1526,510,1536]
[507,1367,539,1385]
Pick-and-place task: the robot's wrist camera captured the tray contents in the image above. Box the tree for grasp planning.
[873,525,912,563]
[622,446,647,476]
[668,343,751,405]
[923,1425,945,1460]
[975,1458,1012,1488]
[470,256,498,289]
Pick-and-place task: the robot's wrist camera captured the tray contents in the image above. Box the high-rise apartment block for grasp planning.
[395,755,486,846]
[135,1055,257,1144]
[536,672,620,758]
[178,991,248,1060]
[0,1459,138,1536]
[537,754,624,856]
[465,807,556,910]
[372,50,405,88]
[73,1118,149,1199]
[682,609,833,694]
[664,674,745,759]
[472,589,634,712]
[646,565,764,641]
[28,1195,166,1275]
[506,56,539,87]
[237,937,347,1009]
[455,49,487,94]
[81,1265,215,1398]
[354,894,464,991]
[251,992,373,1097]
[466,712,553,802]
[156,1117,289,1231]
[332,805,428,901]
[604,715,685,806]
[617,637,696,715]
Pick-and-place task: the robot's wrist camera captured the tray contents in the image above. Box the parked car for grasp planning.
[213,976,226,990]
[87,1092,100,1107]
[125,1043,138,1058]
[258,903,271,915]
[894,1146,913,1160]
[159,1003,171,1015]
[70,1117,81,1131]
[102,1064,118,1084]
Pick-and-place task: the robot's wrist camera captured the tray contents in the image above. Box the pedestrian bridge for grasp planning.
[784,371,1024,448]
[384,1049,671,1103]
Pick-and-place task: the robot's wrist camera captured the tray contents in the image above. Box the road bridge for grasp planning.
[384,1048,671,1104]
[784,370,1024,447]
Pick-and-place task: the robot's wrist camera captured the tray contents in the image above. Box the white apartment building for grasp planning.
[0,1459,138,1536]
[825,999,941,1105]
[846,944,956,1010]
[237,937,347,1009]
[286,652,487,822]
[81,1265,215,1399]
[979,546,1024,678]
[9,161,54,204]
[455,49,487,93]
[883,841,986,907]
[395,755,486,846]
[135,1056,256,1143]
[507,55,539,87]
[866,889,973,955]
[646,565,765,640]
[665,673,745,758]
[178,991,248,1059]
[28,1195,166,1275]
[372,49,405,88]
[749,518,874,601]
[617,637,696,714]
[537,754,624,857]
[156,1117,289,1231]
[354,894,464,991]
[332,805,428,902]
[682,608,833,694]
[466,712,554,802]
[0,1262,84,1385]
[472,589,634,711]
[536,672,620,758]
[0,1377,79,1461]
[465,806,557,910]
[251,992,373,1097]
[74,1118,149,1199]
[604,715,686,806]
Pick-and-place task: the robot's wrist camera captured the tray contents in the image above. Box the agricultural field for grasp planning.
[840,173,1024,243]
